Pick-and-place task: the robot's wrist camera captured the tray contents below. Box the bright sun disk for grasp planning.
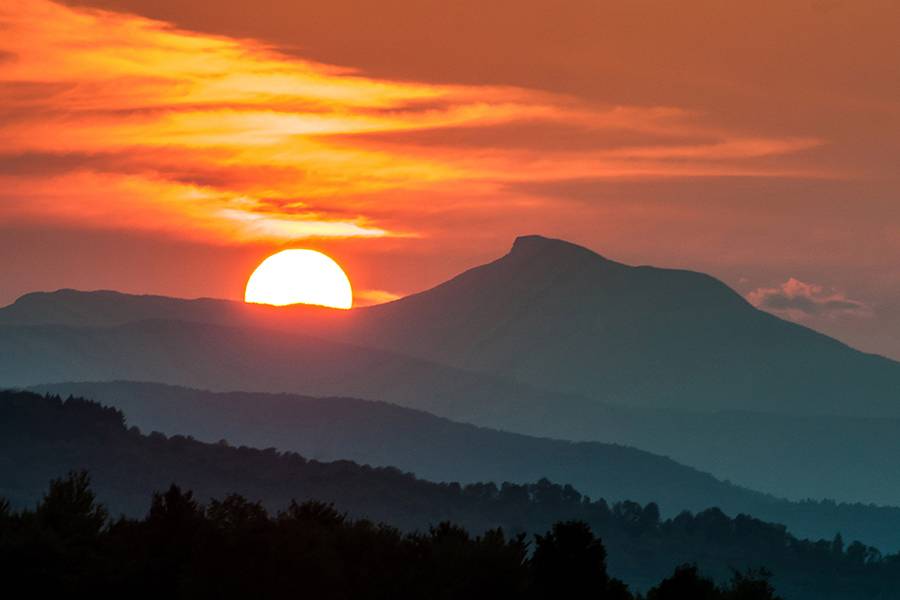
[244,249,353,309]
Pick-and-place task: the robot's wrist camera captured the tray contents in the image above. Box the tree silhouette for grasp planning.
[531,520,630,598]
[647,564,720,600]
[35,470,107,542]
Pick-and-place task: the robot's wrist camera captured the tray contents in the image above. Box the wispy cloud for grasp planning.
[748,278,872,321]
[0,0,832,245]
[354,289,403,306]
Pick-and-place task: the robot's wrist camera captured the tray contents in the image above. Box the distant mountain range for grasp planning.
[2,235,900,507]
[28,381,900,551]
[4,389,899,600]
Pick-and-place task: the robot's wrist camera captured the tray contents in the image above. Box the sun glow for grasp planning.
[244,250,353,309]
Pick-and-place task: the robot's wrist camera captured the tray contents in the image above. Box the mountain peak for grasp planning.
[508,235,612,266]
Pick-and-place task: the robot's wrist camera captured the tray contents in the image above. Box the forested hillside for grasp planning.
[33,381,900,550]
[2,472,785,599]
[1,390,899,599]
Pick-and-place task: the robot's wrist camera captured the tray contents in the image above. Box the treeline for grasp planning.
[2,391,900,598]
[0,472,782,599]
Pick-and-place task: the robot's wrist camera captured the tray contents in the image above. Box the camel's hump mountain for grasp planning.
[3,235,899,418]
[356,235,900,416]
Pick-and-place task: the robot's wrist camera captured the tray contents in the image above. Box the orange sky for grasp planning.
[1,0,899,358]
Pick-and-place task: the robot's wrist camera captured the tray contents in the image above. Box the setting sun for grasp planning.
[244,249,353,308]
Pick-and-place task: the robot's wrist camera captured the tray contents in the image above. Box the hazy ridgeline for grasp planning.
[1,390,899,600]
[33,381,900,552]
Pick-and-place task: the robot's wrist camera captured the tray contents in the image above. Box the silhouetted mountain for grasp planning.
[6,237,899,419]
[4,236,900,507]
[354,235,900,416]
[29,381,900,551]
[2,389,899,600]
[0,287,342,332]
[0,288,241,328]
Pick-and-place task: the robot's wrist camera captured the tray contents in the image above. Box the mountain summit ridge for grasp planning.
[508,234,614,263]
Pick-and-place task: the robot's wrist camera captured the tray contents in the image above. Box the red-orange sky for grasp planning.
[1,0,899,358]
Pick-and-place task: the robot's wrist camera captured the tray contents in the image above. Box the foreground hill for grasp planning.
[0,475,779,600]
[1,389,898,599]
[31,381,900,550]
